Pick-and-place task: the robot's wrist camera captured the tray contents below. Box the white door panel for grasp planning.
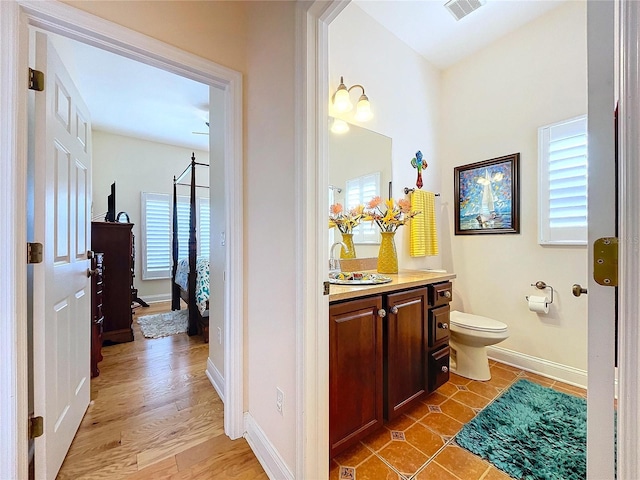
[33,31,92,480]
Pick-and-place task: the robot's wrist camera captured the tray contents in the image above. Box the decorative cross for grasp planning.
[411,151,428,189]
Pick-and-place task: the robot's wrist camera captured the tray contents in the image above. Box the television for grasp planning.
[105,182,116,222]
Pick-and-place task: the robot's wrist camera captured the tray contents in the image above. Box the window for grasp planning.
[538,115,588,245]
[141,192,210,279]
[345,172,380,244]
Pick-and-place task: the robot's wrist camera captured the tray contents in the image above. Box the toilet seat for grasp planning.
[450,310,508,333]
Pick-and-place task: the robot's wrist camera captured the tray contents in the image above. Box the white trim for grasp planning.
[296,1,348,477]
[137,294,171,304]
[244,413,294,480]
[206,357,225,403]
[0,2,29,478]
[0,1,244,473]
[618,0,640,476]
[487,346,587,389]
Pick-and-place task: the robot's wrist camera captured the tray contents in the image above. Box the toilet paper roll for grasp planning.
[528,295,549,314]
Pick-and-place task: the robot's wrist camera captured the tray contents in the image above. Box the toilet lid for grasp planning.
[450,310,508,333]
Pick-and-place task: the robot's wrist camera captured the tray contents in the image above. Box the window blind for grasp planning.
[538,115,588,245]
[345,172,380,244]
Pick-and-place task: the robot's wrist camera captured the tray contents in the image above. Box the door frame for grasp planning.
[0,2,244,477]
[298,0,639,478]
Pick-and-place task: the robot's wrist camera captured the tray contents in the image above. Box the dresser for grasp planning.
[91,222,135,343]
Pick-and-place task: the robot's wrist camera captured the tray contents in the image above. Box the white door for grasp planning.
[32,31,92,479]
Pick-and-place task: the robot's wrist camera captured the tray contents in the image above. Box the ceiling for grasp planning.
[48,1,566,152]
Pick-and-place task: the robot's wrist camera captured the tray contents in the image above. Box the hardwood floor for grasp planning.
[57,301,267,480]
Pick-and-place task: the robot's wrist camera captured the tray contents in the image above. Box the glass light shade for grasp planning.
[331,118,350,134]
[354,95,372,121]
[333,87,353,113]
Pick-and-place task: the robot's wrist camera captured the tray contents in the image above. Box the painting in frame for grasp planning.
[454,153,520,235]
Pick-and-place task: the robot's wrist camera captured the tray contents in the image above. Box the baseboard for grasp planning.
[137,293,171,304]
[244,413,294,480]
[487,345,587,389]
[206,358,225,403]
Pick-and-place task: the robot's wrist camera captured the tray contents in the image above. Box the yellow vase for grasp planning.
[377,231,398,274]
[340,233,356,259]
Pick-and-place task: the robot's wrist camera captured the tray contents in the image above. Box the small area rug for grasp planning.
[456,379,586,480]
[137,310,189,339]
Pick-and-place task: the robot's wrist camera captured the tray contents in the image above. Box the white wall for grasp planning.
[329,3,443,270]
[92,130,209,300]
[245,1,297,472]
[441,1,588,372]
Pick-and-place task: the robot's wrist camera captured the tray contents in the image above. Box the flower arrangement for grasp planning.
[364,196,421,232]
[328,203,365,234]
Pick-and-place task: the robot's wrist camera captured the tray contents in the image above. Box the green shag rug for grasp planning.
[456,379,586,480]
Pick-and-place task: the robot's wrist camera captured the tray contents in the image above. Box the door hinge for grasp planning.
[323,281,330,296]
[28,68,44,91]
[29,416,44,439]
[593,237,618,287]
[27,242,43,264]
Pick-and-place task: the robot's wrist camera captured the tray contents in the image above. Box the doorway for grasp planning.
[0,2,243,477]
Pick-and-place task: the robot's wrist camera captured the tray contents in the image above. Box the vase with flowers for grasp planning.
[364,196,421,273]
[329,203,365,258]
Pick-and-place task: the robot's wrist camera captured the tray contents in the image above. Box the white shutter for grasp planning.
[141,192,171,279]
[176,196,190,260]
[198,197,210,258]
[345,172,381,244]
[538,115,588,245]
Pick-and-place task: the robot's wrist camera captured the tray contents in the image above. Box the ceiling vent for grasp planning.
[444,0,486,21]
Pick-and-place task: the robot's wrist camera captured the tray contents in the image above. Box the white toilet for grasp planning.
[449,310,509,381]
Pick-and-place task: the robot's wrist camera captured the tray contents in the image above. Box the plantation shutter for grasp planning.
[538,115,588,245]
[198,197,211,258]
[141,192,171,279]
[345,172,380,244]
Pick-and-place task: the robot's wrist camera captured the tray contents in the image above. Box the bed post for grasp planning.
[187,153,198,336]
[171,175,181,311]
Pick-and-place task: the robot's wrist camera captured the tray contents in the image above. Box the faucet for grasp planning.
[329,241,348,274]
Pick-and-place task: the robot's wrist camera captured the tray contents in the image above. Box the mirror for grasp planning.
[328,121,392,258]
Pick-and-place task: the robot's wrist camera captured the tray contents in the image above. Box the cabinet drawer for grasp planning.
[429,345,450,391]
[429,305,450,347]
[430,282,452,307]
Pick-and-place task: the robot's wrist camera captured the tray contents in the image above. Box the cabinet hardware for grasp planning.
[439,290,451,299]
[389,306,398,314]
[378,309,386,318]
[438,322,448,329]
[441,366,449,373]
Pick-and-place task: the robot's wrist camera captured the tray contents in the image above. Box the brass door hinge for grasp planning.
[29,416,44,439]
[27,242,43,264]
[28,68,44,92]
[323,281,330,296]
[594,237,618,287]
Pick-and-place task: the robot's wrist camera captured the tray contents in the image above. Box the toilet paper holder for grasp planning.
[526,281,554,304]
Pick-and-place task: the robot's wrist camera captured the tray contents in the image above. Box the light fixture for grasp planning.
[331,118,350,134]
[332,76,373,121]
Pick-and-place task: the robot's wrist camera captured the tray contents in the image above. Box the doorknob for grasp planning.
[572,284,587,297]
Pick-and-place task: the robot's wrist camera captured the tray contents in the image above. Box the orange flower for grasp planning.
[329,203,365,234]
[364,197,421,233]
[330,203,344,215]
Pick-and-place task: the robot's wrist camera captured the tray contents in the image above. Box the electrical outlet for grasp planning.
[276,387,284,415]
[217,327,222,345]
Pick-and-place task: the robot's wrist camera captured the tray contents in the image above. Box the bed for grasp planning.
[171,153,210,342]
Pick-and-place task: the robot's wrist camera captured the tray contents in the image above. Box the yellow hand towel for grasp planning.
[410,190,439,257]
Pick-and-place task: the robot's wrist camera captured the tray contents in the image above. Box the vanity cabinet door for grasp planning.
[329,296,384,459]
[384,287,428,421]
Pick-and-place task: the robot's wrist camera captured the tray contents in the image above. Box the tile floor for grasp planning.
[329,361,587,480]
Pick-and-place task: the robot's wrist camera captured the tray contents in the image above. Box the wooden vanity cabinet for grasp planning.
[384,287,428,421]
[329,296,384,459]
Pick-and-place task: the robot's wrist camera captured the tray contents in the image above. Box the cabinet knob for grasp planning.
[378,309,386,318]
[441,366,449,373]
[439,290,452,299]
[390,306,398,314]
[438,322,449,329]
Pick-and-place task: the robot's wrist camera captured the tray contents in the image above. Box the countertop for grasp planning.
[329,270,456,302]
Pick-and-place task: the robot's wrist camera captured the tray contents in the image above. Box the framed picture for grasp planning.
[454,153,520,235]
